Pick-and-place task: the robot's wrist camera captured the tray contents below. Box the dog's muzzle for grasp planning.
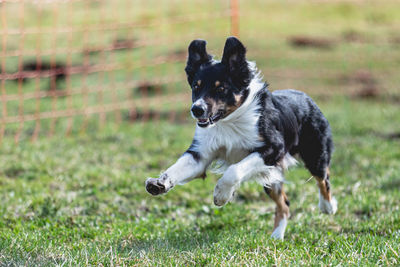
[191,99,210,127]
[191,104,206,118]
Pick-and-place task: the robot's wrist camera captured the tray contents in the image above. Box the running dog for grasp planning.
[145,37,337,240]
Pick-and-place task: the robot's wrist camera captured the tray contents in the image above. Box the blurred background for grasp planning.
[1,0,399,143]
[1,1,400,264]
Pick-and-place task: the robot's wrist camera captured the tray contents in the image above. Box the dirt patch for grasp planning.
[14,60,68,91]
[349,70,377,85]
[387,132,400,139]
[354,85,379,99]
[375,131,400,140]
[82,38,137,56]
[340,70,380,99]
[127,109,188,123]
[166,49,186,61]
[112,38,136,50]
[390,35,400,46]
[134,82,165,97]
[288,36,335,49]
[342,30,369,43]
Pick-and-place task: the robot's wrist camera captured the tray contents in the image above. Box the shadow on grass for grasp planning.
[117,212,273,256]
[118,228,221,257]
[380,178,400,191]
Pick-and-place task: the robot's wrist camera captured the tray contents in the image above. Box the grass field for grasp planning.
[1,98,400,265]
[1,0,400,265]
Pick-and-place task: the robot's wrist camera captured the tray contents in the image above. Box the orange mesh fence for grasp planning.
[0,0,235,143]
[3,0,396,144]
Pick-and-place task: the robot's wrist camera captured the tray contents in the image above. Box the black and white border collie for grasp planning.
[146,37,337,240]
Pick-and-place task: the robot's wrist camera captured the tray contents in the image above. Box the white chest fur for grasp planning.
[195,117,262,158]
[193,76,265,163]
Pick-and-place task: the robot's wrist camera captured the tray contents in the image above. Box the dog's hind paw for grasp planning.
[270,217,287,240]
[213,183,235,206]
[319,195,338,214]
[271,229,285,240]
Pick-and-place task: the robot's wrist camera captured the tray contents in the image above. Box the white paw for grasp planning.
[145,174,173,196]
[319,195,338,214]
[213,182,236,206]
[271,217,287,240]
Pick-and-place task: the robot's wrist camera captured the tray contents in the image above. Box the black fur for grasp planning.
[325,174,331,192]
[185,140,201,161]
[185,36,333,181]
[185,40,213,85]
[221,37,253,88]
[255,89,333,178]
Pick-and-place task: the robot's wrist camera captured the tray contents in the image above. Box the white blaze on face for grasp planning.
[191,98,207,119]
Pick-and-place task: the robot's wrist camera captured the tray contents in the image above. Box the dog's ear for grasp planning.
[221,37,251,88]
[185,40,212,85]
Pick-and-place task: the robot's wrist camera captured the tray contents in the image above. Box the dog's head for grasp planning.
[185,37,253,128]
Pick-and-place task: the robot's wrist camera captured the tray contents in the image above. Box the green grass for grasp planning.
[0,97,400,265]
[1,0,400,265]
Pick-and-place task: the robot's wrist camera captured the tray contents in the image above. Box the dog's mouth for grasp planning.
[197,112,223,128]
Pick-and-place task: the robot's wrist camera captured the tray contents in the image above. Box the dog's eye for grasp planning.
[193,80,202,90]
[216,87,225,92]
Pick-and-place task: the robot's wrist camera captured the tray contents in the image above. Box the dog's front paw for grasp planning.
[145,174,173,196]
[213,183,235,206]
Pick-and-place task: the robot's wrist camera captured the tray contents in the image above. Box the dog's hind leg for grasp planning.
[297,118,337,214]
[264,183,290,240]
[315,167,337,214]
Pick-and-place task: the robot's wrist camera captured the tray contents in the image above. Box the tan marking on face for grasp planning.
[214,100,225,114]
[206,94,245,120]
[205,97,218,114]
[234,94,243,106]
[207,98,216,106]
[215,80,220,87]
[197,80,202,86]
[223,93,244,115]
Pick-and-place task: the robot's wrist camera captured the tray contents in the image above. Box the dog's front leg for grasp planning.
[145,151,210,196]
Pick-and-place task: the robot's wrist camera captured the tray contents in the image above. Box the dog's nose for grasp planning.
[191,104,205,118]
